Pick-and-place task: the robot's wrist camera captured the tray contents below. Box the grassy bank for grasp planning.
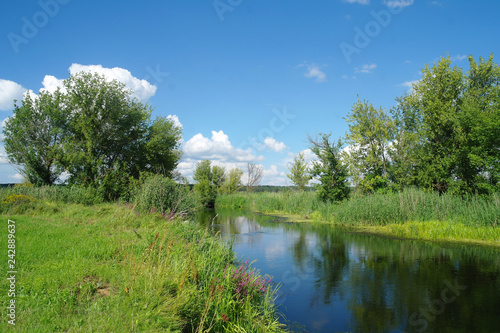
[216,188,500,245]
[0,191,286,332]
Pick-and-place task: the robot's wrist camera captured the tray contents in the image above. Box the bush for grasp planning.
[134,175,198,217]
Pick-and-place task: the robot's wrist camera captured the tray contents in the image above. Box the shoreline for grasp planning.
[255,210,500,248]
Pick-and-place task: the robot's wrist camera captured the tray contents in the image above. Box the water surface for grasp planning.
[198,209,500,333]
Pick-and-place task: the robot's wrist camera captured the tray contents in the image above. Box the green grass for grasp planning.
[0,195,286,332]
[216,188,500,245]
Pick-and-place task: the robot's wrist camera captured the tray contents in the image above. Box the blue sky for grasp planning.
[1,0,499,185]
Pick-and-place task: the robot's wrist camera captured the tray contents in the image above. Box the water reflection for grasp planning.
[198,209,500,333]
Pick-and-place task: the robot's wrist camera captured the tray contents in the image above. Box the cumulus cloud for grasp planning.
[167,115,183,129]
[355,63,377,74]
[184,130,263,163]
[343,0,369,4]
[0,79,26,111]
[261,164,287,186]
[263,137,287,152]
[303,63,327,82]
[68,64,157,101]
[384,0,414,8]
[40,75,65,94]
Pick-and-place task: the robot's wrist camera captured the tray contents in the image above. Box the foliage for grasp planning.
[392,54,500,195]
[3,90,65,185]
[287,152,311,191]
[193,160,225,208]
[134,174,197,217]
[309,133,350,202]
[344,99,395,193]
[220,168,244,194]
[2,72,183,201]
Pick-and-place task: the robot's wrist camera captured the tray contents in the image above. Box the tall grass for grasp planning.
[217,188,500,228]
[0,184,104,205]
[0,198,286,332]
[132,174,198,217]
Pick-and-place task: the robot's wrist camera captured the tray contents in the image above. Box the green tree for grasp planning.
[287,152,311,191]
[389,93,422,188]
[3,89,65,185]
[61,72,150,186]
[220,168,244,194]
[193,160,226,207]
[454,55,500,194]
[343,99,395,193]
[309,133,350,202]
[392,54,500,195]
[3,72,183,200]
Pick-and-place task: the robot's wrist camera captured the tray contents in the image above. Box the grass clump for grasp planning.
[133,174,198,219]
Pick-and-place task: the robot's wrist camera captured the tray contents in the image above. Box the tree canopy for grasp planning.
[3,72,183,198]
[391,54,500,195]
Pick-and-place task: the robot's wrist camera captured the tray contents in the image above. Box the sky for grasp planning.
[1,0,499,185]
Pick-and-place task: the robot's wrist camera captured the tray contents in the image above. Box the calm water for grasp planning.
[197,209,500,333]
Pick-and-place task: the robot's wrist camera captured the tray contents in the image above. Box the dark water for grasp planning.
[197,209,500,333]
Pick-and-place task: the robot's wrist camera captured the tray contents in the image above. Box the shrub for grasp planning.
[134,175,198,217]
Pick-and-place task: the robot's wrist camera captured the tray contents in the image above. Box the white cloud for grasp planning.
[261,164,288,186]
[401,79,419,93]
[0,79,26,111]
[0,144,9,164]
[355,63,377,74]
[430,1,442,6]
[451,54,467,62]
[68,64,157,101]
[384,0,414,8]
[0,117,9,140]
[10,173,24,180]
[263,137,287,152]
[167,114,183,129]
[184,130,263,163]
[304,64,327,83]
[343,0,369,4]
[40,75,65,94]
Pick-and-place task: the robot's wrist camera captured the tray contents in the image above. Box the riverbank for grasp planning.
[0,196,286,332]
[216,188,500,247]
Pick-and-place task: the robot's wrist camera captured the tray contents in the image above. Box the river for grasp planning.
[197,209,500,333]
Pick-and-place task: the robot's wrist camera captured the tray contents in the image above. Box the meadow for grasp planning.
[0,183,286,333]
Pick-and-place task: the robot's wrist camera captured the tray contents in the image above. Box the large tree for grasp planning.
[3,72,183,195]
[392,54,500,195]
[343,99,395,193]
[309,133,350,202]
[454,55,500,194]
[3,90,65,185]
